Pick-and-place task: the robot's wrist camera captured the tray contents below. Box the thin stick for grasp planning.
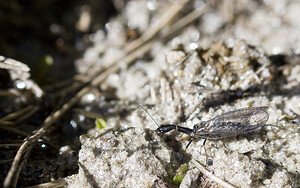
[25,178,67,188]
[74,108,103,119]
[192,159,237,188]
[163,5,208,36]
[42,73,89,91]
[160,78,167,103]
[15,106,39,124]
[0,120,15,126]
[150,81,157,103]
[0,159,14,164]
[0,55,30,72]
[1,106,35,121]
[0,89,21,97]
[11,145,33,188]
[125,0,189,52]
[0,143,22,148]
[0,124,29,136]
[52,81,84,98]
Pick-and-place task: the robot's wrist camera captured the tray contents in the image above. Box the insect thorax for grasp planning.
[191,122,207,137]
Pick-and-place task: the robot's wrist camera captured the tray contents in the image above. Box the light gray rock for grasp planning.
[66,127,180,187]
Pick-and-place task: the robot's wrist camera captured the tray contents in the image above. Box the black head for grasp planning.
[156,124,176,134]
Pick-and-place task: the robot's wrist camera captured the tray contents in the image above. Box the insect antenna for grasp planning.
[139,105,160,128]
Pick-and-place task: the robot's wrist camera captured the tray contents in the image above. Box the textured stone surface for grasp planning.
[66,128,180,187]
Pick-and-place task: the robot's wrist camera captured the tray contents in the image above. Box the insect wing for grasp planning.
[193,106,269,139]
[209,106,269,126]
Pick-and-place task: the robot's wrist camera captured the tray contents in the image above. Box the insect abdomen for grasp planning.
[193,121,262,139]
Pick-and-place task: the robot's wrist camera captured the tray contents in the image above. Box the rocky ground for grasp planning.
[1,0,299,187]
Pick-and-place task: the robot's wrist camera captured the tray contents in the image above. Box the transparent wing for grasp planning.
[194,106,269,139]
[209,106,269,126]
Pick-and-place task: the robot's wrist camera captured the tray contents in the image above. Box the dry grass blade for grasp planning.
[0,143,22,148]
[0,120,15,126]
[1,106,35,121]
[0,124,29,136]
[192,159,237,188]
[0,89,21,97]
[25,178,67,188]
[163,5,208,36]
[15,106,39,124]
[0,55,30,72]
[12,145,33,188]
[125,0,189,52]
[42,73,90,92]
[74,108,103,119]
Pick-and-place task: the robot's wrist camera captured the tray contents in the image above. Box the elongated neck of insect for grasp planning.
[176,126,193,135]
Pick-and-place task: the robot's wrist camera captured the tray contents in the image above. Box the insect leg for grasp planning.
[185,138,193,150]
[201,139,210,165]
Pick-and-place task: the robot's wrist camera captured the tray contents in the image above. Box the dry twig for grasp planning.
[1,106,35,121]
[0,124,29,136]
[125,0,189,52]
[25,178,67,188]
[192,159,237,188]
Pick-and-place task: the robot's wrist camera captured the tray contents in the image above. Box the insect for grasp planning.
[143,106,269,149]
